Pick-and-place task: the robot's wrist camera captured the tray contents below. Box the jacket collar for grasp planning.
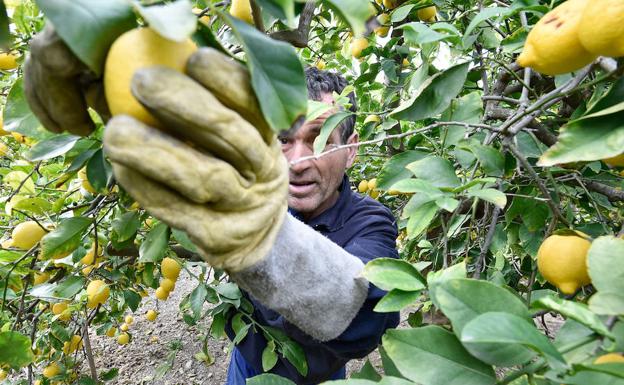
[289,174,351,232]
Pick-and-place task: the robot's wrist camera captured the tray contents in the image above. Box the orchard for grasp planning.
[0,0,623,384]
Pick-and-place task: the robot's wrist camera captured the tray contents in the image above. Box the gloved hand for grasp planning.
[23,25,109,136]
[103,47,289,272]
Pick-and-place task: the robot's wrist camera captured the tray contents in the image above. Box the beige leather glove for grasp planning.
[103,48,288,272]
[23,25,109,136]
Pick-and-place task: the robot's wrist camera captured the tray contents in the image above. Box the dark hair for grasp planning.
[304,67,357,143]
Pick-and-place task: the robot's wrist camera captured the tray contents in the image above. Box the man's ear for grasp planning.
[345,132,359,168]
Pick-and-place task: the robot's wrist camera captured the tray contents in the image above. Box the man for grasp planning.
[24,27,399,385]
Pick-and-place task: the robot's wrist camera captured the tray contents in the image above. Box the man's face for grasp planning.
[279,94,358,220]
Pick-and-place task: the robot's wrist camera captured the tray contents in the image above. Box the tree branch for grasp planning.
[269,2,315,47]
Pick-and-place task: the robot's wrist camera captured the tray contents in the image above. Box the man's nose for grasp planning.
[285,141,313,172]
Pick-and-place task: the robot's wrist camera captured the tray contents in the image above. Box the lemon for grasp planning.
[155,287,169,301]
[59,309,72,322]
[383,0,399,9]
[146,310,158,321]
[51,302,68,315]
[62,335,83,355]
[0,114,8,136]
[0,369,6,380]
[578,0,624,57]
[594,353,624,364]
[377,13,390,25]
[364,115,381,125]
[0,52,18,70]
[375,26,389,37]
[11,131,25,143]
[370,190,380,199]
[104,27,197,127]
[368,178,378,190]
[119,322,129,332]
[517,0,596,75]
[230,0,253,24]
[358,180,369,193]
[402,58,410,67]
[161,257,181,280]
[0,141,8,156]
[192,7,210,24]
[106,327,117,337]
[351,38,369,59]
[160,278,176,292]
[11,221,47,250]
[78,168,97,194]
[86,280,110,308]
[80,242,102,265]
[604,153,624,167]
[124,315,134,325]
[537,231,592,295]
[33,271,50,285]
[417,6,437,21]
[315,59,326,70]
[117,333,130,345]
[42,362,60,378]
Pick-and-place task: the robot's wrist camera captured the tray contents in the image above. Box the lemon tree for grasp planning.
[0,0,623,384]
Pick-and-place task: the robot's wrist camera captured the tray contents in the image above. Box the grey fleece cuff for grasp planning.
[229,213,369,342]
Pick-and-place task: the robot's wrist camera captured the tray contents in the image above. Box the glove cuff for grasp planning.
[229,213,369,342]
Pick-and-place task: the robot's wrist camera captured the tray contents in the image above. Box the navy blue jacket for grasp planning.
[225,174,400,384]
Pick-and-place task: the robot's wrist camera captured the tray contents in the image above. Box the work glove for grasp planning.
[104,47,369,341]
[23,25,109,136]
[103,48,288,272]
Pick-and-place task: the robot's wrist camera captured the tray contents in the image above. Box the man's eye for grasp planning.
[278,137,289,145]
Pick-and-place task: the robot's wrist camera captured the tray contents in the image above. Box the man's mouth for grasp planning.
[289,180,316,195]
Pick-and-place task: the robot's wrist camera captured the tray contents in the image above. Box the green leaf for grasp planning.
[427,262,467,288]
[306,100,333,122]
[382,326,496,385]
[588,236,624,315]
[216,282,242,300]
[406,202,438,239]
[406,156,461,188]
[281,340,308,377]
[401,22,455,46]
[313,111,353,154]
[262,341,278,372]
[467,188,507,209]
[256,0,295,26]
[0,2,10,50]
[391,4,415,22]
[24,134,80,162]
[12,197,52,215]
[225,14,307,132]
[461,312,566,369]
[4,171,35,194]
[171,228,199,253]
[391,62,469,122]
[40,217,92,260]
[86,149,113,193]
[579,76,624,121]
[461,143,504,177]
[54,276,85,299]
[350,359,382,381]
[375,289,422,312]
[138,223,170,263]
[323,0,375,37]
[232,323,251,345]
[431,279,531,336]
[190,284,208,319]
[462,7,513,46]
[112,212,141,243]
[363,258,426,291]
[36,0,137,75]
[134,0,196,42]
[247,374,296,385]
[123,290,141,312]
[538,111,624,166]
[556,365,624,385]
[210,311,226,339]
[534,295,614,338]
[329,377,415,385]
[3,78,44,137]
[0,331,35,369]
[377,150,428,190]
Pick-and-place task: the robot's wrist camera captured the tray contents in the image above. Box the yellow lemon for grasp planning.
[368,178,378,190]
[161,257,181,280]
[315,59,326,70]
[11,221,47,250]
[358,180,369,193]
[78,168,97,194]
[0,141,8,156]
[62,335,83,355]
[537,231,592,295]
[377,13,391,25]
[517,0,596,75]
[603,153,624,167]
[0,369,6,380]
[192,7,210,24]
[86,280,109,308]
[58,309,72,322]
[351,37,369,59]
[80,242,102,265]
[11,131,25,143]
[160,278,176,293]
[0,113,9,136]
[230,0,254,24]
[106,327,117,337]
[383,0,399,9]
[375,26,389,37]
[119,322,129,332]
[117,333,130,345]
[155,286,169,301]
[124,315,134,325]
[51,302,68,315]
[578,0,624,57]
[33,271,50,285]
[402,58,410,67]
[417,6,437,21]
[364,115,381,125]
[146,310,158,321]
[0,52,18,70]
[594,353,624,364]
[104,27,197,127]
[370,189,380,199]
[42,362,60,378]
